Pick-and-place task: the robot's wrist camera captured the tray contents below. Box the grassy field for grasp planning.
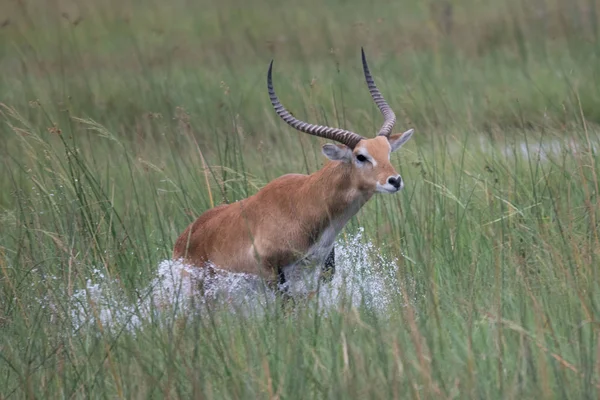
[1,0,600,398]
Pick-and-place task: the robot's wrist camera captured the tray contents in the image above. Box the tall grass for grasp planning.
[1,0,600,398]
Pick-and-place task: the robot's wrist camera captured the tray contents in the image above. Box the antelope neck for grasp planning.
[303,161,372,223]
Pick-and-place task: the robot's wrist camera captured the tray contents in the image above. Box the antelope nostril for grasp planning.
[388,176,401,188]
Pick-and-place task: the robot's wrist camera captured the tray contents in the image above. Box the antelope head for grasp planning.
[268,48,414,195]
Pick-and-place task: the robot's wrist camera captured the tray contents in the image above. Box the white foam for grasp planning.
[59,229,414,334]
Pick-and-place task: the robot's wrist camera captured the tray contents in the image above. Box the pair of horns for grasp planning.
[268,48,397,149]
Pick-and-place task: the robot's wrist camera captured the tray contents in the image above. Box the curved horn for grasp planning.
[361,48,397,137]
[268,60,364,149]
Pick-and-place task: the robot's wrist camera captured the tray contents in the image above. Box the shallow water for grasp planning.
[45,136,598,334]
[477,136,597,161]
[62,229,413,334]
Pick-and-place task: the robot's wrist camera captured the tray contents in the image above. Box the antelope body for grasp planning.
[173,49,415,292]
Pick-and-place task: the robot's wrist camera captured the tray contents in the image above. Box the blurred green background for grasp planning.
[1,0,599,398]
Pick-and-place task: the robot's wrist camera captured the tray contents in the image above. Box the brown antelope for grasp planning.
[173,48,414,295]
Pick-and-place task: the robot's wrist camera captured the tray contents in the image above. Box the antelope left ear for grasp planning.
[389,129,414,152]
[322,143,353,162]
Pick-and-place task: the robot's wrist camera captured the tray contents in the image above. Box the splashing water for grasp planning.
[64,229,413,334]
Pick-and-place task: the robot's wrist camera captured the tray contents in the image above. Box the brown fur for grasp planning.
[173,135,410,286]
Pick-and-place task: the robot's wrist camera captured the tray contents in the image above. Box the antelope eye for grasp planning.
[356,154,367,162]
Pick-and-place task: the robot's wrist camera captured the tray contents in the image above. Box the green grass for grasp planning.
[1,0,600,398]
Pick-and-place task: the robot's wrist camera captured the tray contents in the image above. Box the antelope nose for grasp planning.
[388,176,401,189]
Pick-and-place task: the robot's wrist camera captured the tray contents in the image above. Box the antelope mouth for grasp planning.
[376,182,403,193]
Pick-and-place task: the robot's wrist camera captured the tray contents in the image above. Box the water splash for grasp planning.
[63,229,412,334]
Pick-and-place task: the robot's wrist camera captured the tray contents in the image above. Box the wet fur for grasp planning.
[173,161,370,287]
[173,134,413,290]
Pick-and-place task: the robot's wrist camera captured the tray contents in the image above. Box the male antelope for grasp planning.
[173,49,414,294]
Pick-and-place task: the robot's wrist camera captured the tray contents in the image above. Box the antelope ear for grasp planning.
[322,143,353,162]
[388,129,414,152]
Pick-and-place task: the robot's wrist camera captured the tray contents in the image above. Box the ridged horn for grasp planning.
[361,48,397,137]
[268,60,364,149]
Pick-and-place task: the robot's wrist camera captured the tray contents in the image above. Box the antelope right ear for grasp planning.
[322,143,353,162]
[389,129,414,152]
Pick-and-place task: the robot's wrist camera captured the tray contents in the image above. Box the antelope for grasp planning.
[173,48,414,296]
